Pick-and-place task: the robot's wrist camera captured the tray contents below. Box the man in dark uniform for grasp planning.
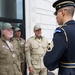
[44,0,75,75]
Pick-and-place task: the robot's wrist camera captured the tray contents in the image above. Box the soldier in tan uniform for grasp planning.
[14,27,26,75]
[0,23,22,75]
[25,25,48,75]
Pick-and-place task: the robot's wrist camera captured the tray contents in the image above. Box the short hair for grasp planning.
[62,6,75,17]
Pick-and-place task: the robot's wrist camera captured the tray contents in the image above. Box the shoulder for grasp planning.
[54,28,62,34]
[12,37,17,41]
[11,38,18,44]
[26,36,34,46]
[54,27,65,35]
[20,38,25,42]
[28,36,35,41]
[42,36,48,41]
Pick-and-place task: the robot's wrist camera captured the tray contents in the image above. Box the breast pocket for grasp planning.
[31,44,39,52]
[0,66,8,75]
[0,49,9,59]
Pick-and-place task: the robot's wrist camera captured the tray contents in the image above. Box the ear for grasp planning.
[1,30,5,35]
[62,9,65,16]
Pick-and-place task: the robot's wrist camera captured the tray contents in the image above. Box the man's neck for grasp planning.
[35,36,42,39]
[16,36,20,39]
[63,16,73,25]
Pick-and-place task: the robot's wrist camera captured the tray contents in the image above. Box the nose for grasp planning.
[56,16,57,20]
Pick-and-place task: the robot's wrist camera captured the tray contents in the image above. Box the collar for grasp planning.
[34,36,43,39]
[14,37,22,41]
[64,20,75,26]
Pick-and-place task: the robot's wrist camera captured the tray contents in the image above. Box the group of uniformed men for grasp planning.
[0,22,48,75]
[0,0,75,75]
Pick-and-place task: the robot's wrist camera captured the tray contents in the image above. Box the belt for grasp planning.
[60,62,75,68]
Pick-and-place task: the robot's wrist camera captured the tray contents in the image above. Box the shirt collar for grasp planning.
[34,36,43,39]
[64,20,75,25]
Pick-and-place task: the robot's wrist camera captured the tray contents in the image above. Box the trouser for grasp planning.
[29,68,47,75]
[23,63,27,75]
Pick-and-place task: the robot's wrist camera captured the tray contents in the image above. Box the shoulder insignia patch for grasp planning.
[47,41,54,52]
[54,29,61,34]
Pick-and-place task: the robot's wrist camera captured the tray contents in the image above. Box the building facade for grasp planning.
[25,0,58,75]
[25,0,58,43]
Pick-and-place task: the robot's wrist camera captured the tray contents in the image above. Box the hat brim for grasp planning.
[1,26,14,30]
[53,0,75,7]
[15,30,21,32]
[34,28,41,31]
[10,26,14,29]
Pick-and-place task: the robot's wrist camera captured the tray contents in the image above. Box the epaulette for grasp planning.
[54,27,68,43]
[30,36,35,39]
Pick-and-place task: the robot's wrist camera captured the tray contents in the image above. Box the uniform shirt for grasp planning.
[0,36,22,75]
[44,20,75,75]
[25,36,48,69]
[13,37,26,63]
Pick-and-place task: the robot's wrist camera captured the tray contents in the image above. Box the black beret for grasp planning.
[52,0,75,15]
